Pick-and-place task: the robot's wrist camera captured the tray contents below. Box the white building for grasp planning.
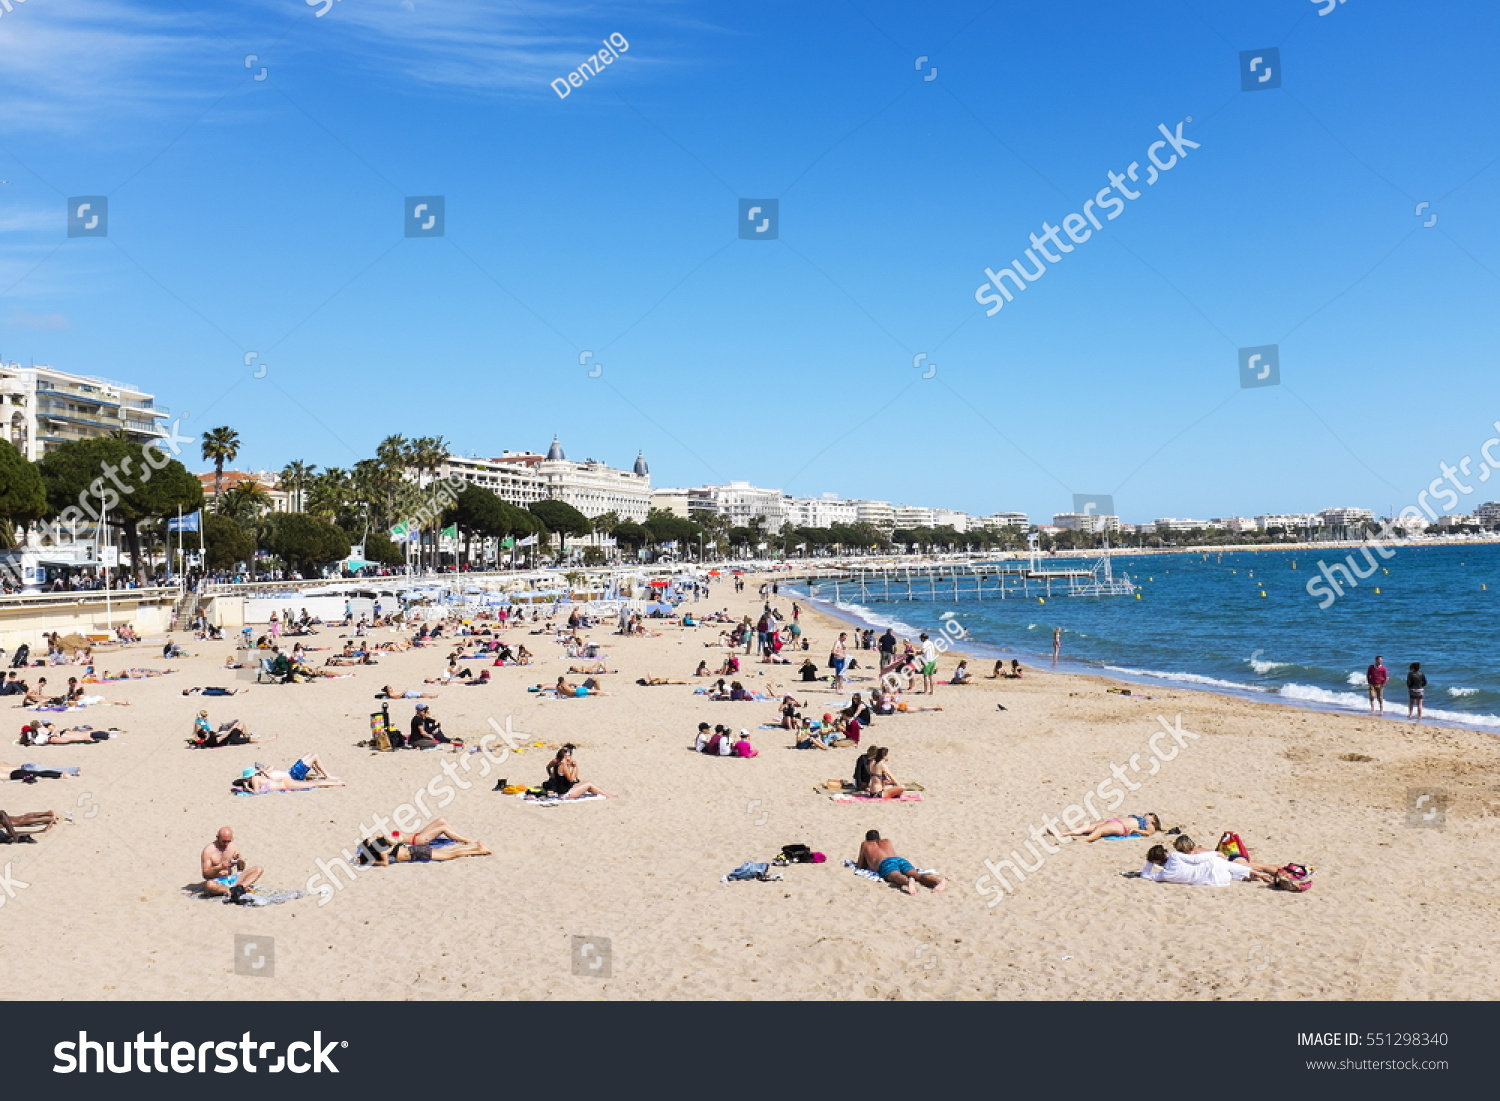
[1475,502,1500,529]
[931,509,972,533]
[650,488,695,519]
[1,362,171,461]
[786,494,859,529]
[439,439,651,521]
[439,453,547,508]
[891,505,937,529]
[1154,518,1211,533]
[851,500,895,530]
[1317,506,1375,527]
[693,481,789,529]
[1210,517,1258,534]
[1256,514,1317,531]
[1053,512,1120,534]
[978,512,1029,530]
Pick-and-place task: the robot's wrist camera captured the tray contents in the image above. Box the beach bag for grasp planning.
[1217,831,1249,862]
[1273,863,1313,892]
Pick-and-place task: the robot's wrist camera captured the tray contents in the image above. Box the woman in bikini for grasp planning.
[541,745,612,799]
[356,819,491,864]
[867,746,907,800]
[1059,812,1162,843]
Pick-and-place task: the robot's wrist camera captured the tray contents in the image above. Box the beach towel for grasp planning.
[830,792,923,803]
[844,859,938,882]
[519,792,605,807]
[231,787,321,796]
[1101,832,1146,840]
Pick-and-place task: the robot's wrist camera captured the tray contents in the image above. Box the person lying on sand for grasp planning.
[355,819,492,864]
[1138,842,1274,885]
[200,826,263,902]
[856,830,945,895]
[541,744,613,799]
[20,721,119,745]
[1058,813,1162,842]
[181,686,244,696]
[2,762,80,781]
[255,755,338,783]
[1171,834,1282,876]
[568,662,614,675]
[377,686,439,699]
[230,768,344,793]
[1,808,59,841]
[636,676,688,685]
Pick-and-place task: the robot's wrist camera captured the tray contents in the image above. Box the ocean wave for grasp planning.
[1345,671,1366,687]
[1102,666,1269,693]
[825,599,922,639]
[1447,686,1480,698]
[1278,683,1500,728]
[1247,658,1291,674]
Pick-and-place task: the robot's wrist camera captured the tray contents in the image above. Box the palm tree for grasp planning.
[278,460,316,514]
[201,426,241,502]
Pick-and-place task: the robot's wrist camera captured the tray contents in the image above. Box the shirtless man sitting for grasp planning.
[200,826,263,902]
[855,829,945,895]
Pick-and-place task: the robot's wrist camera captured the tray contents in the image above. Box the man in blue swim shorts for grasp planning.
[200,826,263,903]
[855,829,946,895]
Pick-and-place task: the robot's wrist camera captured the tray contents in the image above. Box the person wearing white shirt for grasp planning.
[1139,843,1272,885]
[918,633,939,695]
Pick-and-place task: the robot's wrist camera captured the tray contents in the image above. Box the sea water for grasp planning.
[794,543,1500,731]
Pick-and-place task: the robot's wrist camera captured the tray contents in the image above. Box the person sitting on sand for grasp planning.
[866,746,906,799]
[20,721,118,745]
[1138,842,1273,886]
[988,660,1007,679]
[780,693,804,729]
[1,807,59,841]
[853,745,879,789]
[1009,659,1024,678]
[856,830,945,895]
[717,653,742,676]
[1058,812,1162,843]
[694,660,711,677]
[409,704,448,747]
[693,722,714,753]
[200,826,263,902]
[541,744,613,799]
[356,819,492,864]
[796,719,835,750]
[378,685,439,699]
[950,660,972,685]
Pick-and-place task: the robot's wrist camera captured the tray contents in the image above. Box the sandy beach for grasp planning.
[2,572,1496,1002]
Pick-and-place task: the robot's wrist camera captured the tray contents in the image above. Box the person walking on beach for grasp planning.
[1366,655,1389,714]
[878,628,896,671]
[1406,661,1427,723]
[831,632,850,690]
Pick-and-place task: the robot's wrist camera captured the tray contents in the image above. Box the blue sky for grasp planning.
[2,0,1498,525]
